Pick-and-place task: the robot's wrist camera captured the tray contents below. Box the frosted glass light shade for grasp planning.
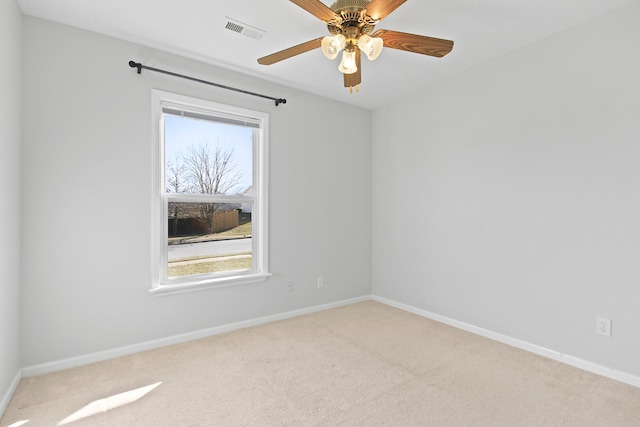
[321,34,346,60]
[338,50,357,74]
[358,35,384,61]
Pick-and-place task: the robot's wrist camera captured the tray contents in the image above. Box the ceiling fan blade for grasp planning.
[365,0,407,21]
[290,0,339,22]
[258,38,324,65]
[372,29,454,57]
[344,49,362,89]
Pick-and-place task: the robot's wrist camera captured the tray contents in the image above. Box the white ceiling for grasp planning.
[18,0,636,110]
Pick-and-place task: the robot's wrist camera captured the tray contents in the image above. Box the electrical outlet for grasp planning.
[317,276,324,288]
[286,281,293,293]
[596,317,611,337]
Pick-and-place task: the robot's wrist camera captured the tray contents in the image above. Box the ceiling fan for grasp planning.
[257,0,454,93]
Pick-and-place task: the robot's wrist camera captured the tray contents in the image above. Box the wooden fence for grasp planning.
[168,210,239,237]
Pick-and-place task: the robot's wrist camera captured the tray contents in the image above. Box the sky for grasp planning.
[164,114,254,193]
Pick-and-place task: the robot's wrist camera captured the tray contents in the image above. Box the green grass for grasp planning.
[168,222,252,244]
[215,222,252,238]
[169,255,252,277]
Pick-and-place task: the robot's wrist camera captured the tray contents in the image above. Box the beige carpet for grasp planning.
[3,301,640,426]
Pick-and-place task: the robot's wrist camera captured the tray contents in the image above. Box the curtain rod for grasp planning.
[128,60,287,107]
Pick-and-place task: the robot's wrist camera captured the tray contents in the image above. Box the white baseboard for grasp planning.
[1,369,22,419]
[20,293,639,390]
[372,295,640,389]
[22,295,372,377]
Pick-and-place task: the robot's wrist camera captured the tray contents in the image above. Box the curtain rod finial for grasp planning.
[128,60,142,74]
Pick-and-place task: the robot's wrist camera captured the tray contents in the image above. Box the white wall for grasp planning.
[21,17,371,367]
[0,0,23,412]
[372,2,640,376]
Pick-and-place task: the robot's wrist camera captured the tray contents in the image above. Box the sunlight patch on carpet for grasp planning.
[57,382,162,425]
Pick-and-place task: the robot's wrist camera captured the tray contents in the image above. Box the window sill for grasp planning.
[150,272,272,296]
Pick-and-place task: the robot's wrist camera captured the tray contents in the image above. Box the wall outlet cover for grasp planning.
[596,317,611,337]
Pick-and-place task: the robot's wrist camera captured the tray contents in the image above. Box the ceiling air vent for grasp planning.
[224,17,266,40]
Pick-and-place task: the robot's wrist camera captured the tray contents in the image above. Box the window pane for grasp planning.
[167,202,253,278]
[153,90,268,292]
[164,114,253,196]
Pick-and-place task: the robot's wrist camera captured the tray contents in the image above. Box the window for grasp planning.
[151,90,270,294]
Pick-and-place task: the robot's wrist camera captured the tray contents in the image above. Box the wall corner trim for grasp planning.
[372,295,640,389]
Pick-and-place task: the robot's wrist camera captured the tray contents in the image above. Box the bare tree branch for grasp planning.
[174,143,246,233]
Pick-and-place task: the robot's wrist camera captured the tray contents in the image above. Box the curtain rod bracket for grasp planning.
[128,60,287,106]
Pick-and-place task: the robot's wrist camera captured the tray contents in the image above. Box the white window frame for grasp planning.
[150,90,270,295]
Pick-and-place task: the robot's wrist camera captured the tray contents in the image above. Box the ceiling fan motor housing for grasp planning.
[327,0,378,44]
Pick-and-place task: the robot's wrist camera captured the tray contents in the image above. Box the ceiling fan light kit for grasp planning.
[321,34,346,59]
[357,34,384,60]
[258,0,454,92]
[338,49,358,74]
